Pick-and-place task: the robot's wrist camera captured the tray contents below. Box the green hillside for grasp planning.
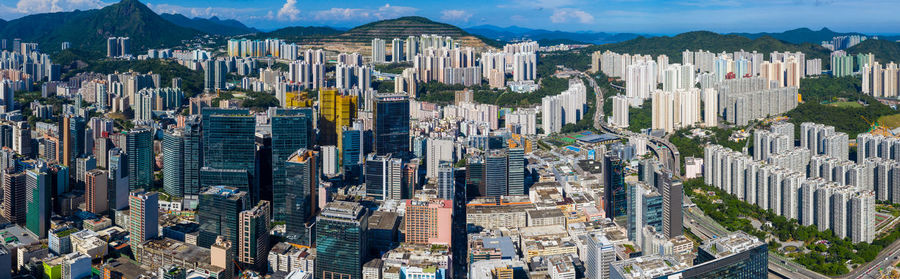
[0,0,200,53]
[847,39,900,64]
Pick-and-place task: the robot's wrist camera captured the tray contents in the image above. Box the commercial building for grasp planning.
[315,201,369,279]
[285,149,319,245]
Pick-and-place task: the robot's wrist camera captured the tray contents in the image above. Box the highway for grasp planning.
[579,71,681,177]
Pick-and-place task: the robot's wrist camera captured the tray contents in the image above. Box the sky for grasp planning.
[1,0,899,34]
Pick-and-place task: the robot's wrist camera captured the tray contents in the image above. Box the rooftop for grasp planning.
[700,232,763,258]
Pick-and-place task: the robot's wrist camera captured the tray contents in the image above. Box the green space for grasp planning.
[786,76,896,139]
[827,101,863,108]
[627,100,651,133]
[670,127,749,171]
[374,62,413,74]
[877,114,900,129]
[685,178,900,276]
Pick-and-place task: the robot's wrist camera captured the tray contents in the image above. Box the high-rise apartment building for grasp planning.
[128,190,159,251]
[372,38,386,63]
[85,169,108,215]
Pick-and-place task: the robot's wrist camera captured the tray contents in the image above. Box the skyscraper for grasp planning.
[26,168,50,238]
[605,154,627,218]
[197,186,247,256]
[437,162,455,200]
[627,182,663,245]
[655,169,684,238]
[341,127,363,181]
[128,190,159,251]
[163,118,201,198]
[239,200,271,271]
[466,156,485,198]
[365,154,404,201]
[318,89,357,148]
[108,148,129,211]
[1,169,25,225]
[272,108,314,222]
[485,150,508,197]
[374,94,410,157]
[85,169,108,215]
[285,149,319,245]
[507,148,525,195]
[372,38,386,63]
[201,109,257,202]
[125,128,153,190]
[315,201,368,279]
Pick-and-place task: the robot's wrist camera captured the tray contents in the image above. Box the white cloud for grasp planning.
[550,8,594,24]
[15,0,108,14]
[277,0,300,21]
[313,4,417,22]
[440,9,471,22]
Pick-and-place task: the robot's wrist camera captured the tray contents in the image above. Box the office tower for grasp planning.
[584,233,616,279]
[374,94,410,157]
[25,168,50,238]
[365,154,404,201]
[271,108,314,221]
[197,186,247,256]
[611,95,629,128]
[162,119,201,198]
[391,38,404,62]
[285,149,319,245]
[466,156,486,198]
[318,89,357,148]
[202,109,257,202]
[125,128,153,190]
[605,154,627,218]
[85,169,108,215]
[239,200,271,271]
[128,190,158,250]
[2,170,25,225]
[437,163,454,200]
[372,38,386,63]
[107,148,129,211]
[507,148,525,196]
[627,182,663,245]
[61,115,86,168]
[404,199,452,246]
[484,150,508,197]
[315,201,369,279]
[342,128,363,181]
[654,170,684,238]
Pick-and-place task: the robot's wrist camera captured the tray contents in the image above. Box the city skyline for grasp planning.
[1,0,899,34]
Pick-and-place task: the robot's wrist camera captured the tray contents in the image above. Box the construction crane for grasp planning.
[862,115,896,137]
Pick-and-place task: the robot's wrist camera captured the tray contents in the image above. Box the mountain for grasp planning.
[730,28,866,45]
[0,0,200,53]
[846,39,900,64]
[160,13,257,35]
[257,26,343,41]
[338,16,472,42]
[466,25,644,45]
[585,31,832,63]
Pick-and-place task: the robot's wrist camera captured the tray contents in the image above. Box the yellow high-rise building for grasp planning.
[318,88,357,150]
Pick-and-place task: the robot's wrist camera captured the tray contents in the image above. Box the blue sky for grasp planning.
[2,0,899,34]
